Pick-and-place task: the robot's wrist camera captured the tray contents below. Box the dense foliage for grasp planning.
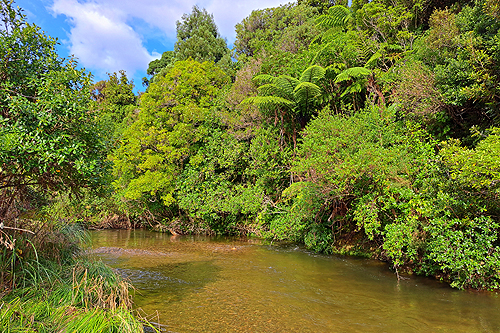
[3,0,500,293]
[133,0,500,290]
[0,2,155,330]
[0,2,107,221]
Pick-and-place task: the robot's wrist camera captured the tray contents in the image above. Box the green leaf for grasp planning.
[335,67,371,83]
[365,52,382,69]
[252,74,276,86]
[315,5,351,29]
[299,65,326,84]
[242,96,295,111]
[294,82,322,104]
[274,75,300,100]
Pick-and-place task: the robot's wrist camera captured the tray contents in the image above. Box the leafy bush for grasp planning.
[423,216,500,290]
[263,104,500,289]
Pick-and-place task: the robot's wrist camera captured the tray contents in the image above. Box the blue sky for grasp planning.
[15,0,288,92]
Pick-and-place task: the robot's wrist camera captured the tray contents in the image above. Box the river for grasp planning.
[90,229,500,332]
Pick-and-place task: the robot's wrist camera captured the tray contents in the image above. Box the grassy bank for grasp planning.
[0,218,157,332]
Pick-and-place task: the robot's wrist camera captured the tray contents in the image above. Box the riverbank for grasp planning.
[0,218,158,332]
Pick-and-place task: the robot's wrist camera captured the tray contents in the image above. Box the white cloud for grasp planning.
[52,0,157,77]
[50,0,289,78]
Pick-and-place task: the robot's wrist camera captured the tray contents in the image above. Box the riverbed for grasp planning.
[90,229,500,332]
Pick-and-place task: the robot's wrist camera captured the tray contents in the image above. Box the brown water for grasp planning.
[90,229,500,332]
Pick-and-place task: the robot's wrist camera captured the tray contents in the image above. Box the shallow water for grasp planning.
[91,229,500,332]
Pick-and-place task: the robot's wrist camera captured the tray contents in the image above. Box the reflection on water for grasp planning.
[91,229,500,333]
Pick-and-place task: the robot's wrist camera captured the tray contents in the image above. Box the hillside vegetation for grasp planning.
[2,0,500,303]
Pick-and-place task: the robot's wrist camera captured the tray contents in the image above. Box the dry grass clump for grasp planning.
[71,262,132,311]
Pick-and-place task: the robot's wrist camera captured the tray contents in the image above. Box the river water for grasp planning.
[90,229,500,332]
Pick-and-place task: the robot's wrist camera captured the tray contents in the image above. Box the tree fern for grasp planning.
[241,66,328,149]
[317,64,345,104]
[275,76,301,99]
[334,66,371,111]
[300,65,326,84]
[257,84,287,99]
[252,74,276,86]
[294,82,322,100]
[340,80,366,97]
[241,96,294,111]
[315,5,352,30]
[244,66,326,117]
[294,82,322,114]
[335,67,371,83]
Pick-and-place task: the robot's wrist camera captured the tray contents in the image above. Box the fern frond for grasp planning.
[300,65,326,84]
[310,35,321,45]
[310,42,331,65]
[257,84,284,97]
[340,80,367,97]
[355,45,371,63]
[335,67,371,83]
[310,46,323,66]
[353,31,372,62]
[315,15,338,28]
[294,82,322,114]
[294,82,322,98]
[384,44,403,53]
[327,5,350,17]
[241,96,294,111]
[365,52,382,69]
[275,75,300,100]
[252,74,275,86]
[322,27,343,41]
[315,6,350,29]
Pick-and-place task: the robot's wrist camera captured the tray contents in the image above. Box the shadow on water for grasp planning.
[91,244,221,305]
[116,261,221,304]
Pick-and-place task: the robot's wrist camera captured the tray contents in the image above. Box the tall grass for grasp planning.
[0,297,148,332]
[0,218,158,332]
[0,218,86,289]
